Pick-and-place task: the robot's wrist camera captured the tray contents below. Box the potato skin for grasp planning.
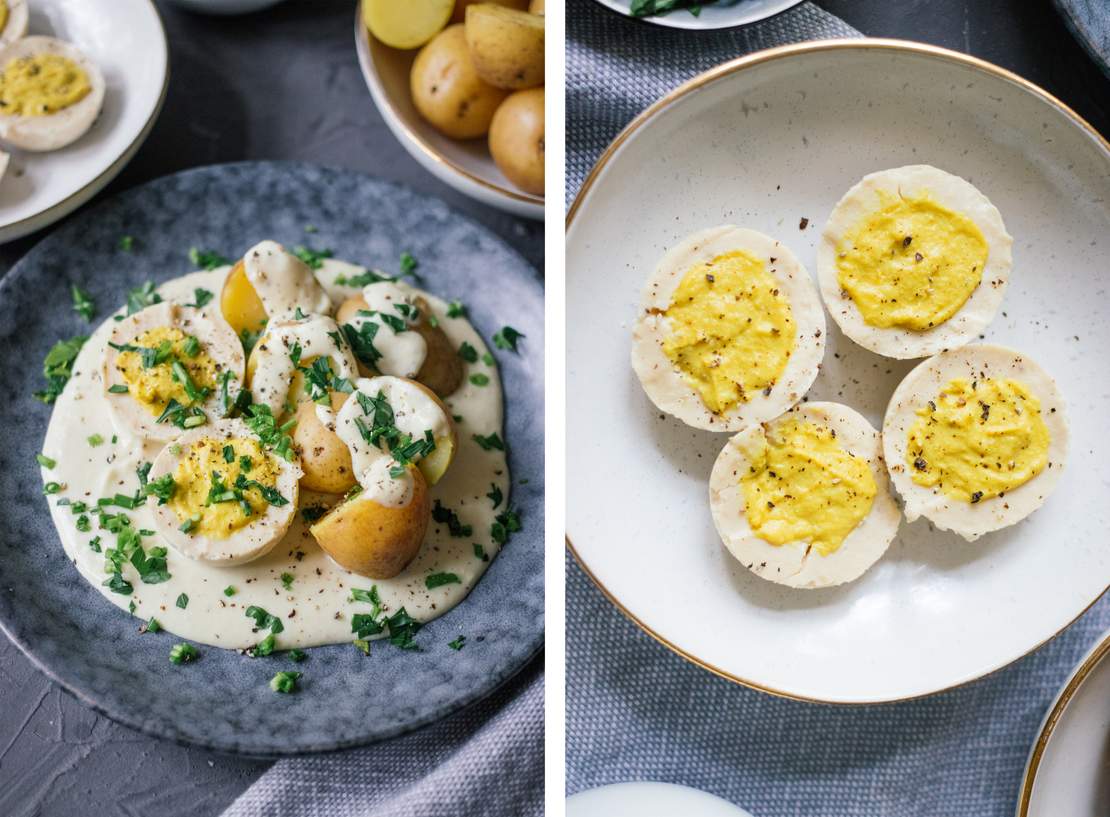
[464,5,544,90]
[363,0,453,50]
[489,88,544,195]
[452,0,528,24]
[293,392,357,495]
[410,24,507,139]
[310,468,431,579]
[220,260,268,338]
[335,294,463,398]
[529,0,544,12]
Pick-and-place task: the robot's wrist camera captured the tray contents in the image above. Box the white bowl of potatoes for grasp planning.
[354,0,544,221]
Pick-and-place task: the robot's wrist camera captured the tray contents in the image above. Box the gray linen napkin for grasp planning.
[223,658,543,817]
[566,0,860,203]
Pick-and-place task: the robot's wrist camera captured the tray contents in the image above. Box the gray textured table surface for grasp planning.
[0,1,541,815]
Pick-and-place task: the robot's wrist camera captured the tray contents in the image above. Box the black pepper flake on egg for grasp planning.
[970,491,984,504]
[902,236,913,248]
[705,273,715,283]
[913,457,927,471]
[798,218,809,230]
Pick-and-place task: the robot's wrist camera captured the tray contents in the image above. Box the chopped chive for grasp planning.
[448,635,466,650]
[469,373,490,387]
[458,342,479,363]
[71,285,96,322]
[108,384,129,394]
[36,453,56,469]
[87,434,104,447]
[280,572,294,590]
[492,326,524,352]
[425,572,460,589]
[43,482,63,495]
[223,585,236,597]
[270,671,301,693]
[169,643,198,664]
[119,235,135,252]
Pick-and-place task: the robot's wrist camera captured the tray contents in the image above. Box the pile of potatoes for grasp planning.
[363,0,545,197]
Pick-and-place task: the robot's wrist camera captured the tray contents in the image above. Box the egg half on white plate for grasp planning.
[0,0,28,47]
[709,401,901,589]
[883,343,1068,541]
[632,225,825,431]
[817,165,1012,359]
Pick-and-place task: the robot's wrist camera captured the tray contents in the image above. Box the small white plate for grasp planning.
[352,2,543,221]
[1017,630,1110,816]
[568,782,754,817]
[591,0,802,30]
[566,40,1110,703]
[0,0,168,243]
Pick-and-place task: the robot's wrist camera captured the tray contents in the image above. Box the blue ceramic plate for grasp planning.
[1053,0,1110,78]
[0,162,544,756]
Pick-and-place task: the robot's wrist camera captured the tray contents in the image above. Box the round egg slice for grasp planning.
[631,226,826,431]
[148,418,302,565]
[0,36,105,151]
[709,401,900,589]
[104,301,246,442]
[883,344,1067,541]
[817,165,1012,359]
[0,1,28,47]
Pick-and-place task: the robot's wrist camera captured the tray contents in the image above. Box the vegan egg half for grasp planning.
[883,344,1067,541]
[817,165,1012,359]
[0,0,28,47]
[103,301,246,442]
[148,418,302,565]
[632,226,825,431]
[0,35,105,151]
[709,401,901,589]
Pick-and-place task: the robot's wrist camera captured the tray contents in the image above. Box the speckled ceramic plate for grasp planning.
[567,40,1110,703]
[0,161,544,755]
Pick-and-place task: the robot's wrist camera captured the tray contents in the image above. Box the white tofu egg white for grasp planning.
[631,226,825,432]
[817,165,1012,359]
[103,301,246,442]
[709,401,900,589]
[0,1,28,47]
[0,36,105,151]
[883,344,1068,541]
[149,418,302,565]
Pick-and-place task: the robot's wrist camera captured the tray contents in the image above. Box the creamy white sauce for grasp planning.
[249,314,357,414]
[356,456,415,507]
[41,262,509,650]
[244,240,332,318]
[344,281,428,379]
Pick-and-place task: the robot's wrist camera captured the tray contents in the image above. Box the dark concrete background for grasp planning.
[1,0,1107,815]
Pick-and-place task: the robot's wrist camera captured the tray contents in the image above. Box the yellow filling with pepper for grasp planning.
[115,326,218,416]
[661,250,795,414]
[741,419,876,556]
[0,53,91,116]
[168,437,282,539]
[907,377,1049,504]
[836,192,988,331]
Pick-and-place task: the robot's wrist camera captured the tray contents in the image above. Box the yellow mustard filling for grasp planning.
[0,53,91,117]
[907,377,1049,504]
[0,2,9,35]
[836,192,989,331]
[116,326,218,416]
[168,437,281,539]
[661,250,796,414]
[741,419,876,556]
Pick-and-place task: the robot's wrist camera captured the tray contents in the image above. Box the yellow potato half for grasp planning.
[410,24,507,139]
[529,0,544,13]
[310,468,431,579]
[464,5,544,90]
[220,260,268,339]
[293,393,358,495]
[489,87,544,195]
[453,0,529,23]
[363,0,453,50]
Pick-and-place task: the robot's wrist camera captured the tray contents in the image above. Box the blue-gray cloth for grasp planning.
[224,659,543,816]
[565,3,1110,814]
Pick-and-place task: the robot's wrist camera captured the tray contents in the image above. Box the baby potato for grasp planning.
[293,393,357,494]
[452,0,528,23]
[335,295,464,398]
[529,0,544,12]
[411,24,507,139]
[310,468,431,579]
[489,88,544,195]
[465,5,544,90]
[363,0,453,49]
[220,260,268,339]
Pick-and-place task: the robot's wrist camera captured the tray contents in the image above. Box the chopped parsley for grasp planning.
[119,235,135,252]
[76,514,91,532]
[145,617,161,633]
[473,432,505,451]
[251,633,276,657]
[245,605,285,634]
[240,326,264,356]
[144,474,176,504]
[301,504,328,523]
[125,281,162,315]
[425,572,460,589]
[432,500,472,537]
[176,593,189,609]
[342,319,382,367]
[223,585,237,597]
[35,335,87,403]
[458,342,479,363]
[169,643,198,665]
[350,586,382,613]
[335,269,392,287]
[108,384,129,394]
[492,507,522,546]
[280,572,294,590]
[473,543,488,562]
[399,251,419,281]
[87,434,104,447]
[446,300,467,318]
[448,635,466,651]
[492,326,524,352]
[293,245,333,270]
[298,356,353,404]
[188,248,230,271]
[188,288,214,308]
[71,284,96,322]
[245,403,296,462]
[469,373,490,387]
[487,483,503,509]
[288,649,306,662]
[233,473,289,506]
[103,573,133,595]
[36,453,56,469]
[270,671,301,693]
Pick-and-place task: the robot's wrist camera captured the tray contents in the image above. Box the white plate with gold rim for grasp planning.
[352,1,544,221]
[0,0,168,243]
[1017,629,1110,816]
[566,39,1110,703]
